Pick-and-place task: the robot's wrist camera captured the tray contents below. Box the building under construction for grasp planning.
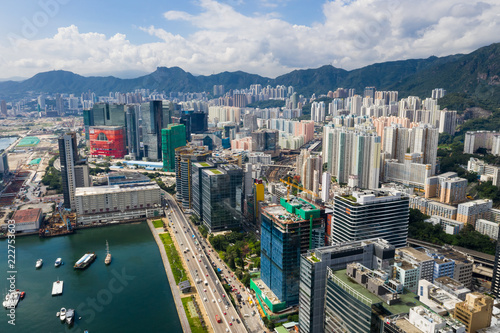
[257,196,324,309]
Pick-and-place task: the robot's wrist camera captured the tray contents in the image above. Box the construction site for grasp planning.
[38,207,76,237]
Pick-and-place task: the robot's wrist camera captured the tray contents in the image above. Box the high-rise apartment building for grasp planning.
[383,124,409,163]
[323,126,381,189]
[311,101,326,123]
[439,110,457,135]
[296,150,322,193]
[59,132,90,210]
[410,124,439,175]
[257,197,324,308]
[464,131,500,155]
[299,239,395,333]
[331,189,409,248]
[161,124,186,172]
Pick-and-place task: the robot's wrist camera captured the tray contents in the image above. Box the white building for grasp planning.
[75,183,162,224]
[475,219,499,239]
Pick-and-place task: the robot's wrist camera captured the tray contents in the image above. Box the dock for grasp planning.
[52,280,63,296]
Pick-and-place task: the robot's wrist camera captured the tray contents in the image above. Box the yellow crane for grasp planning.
[280,177,319,201]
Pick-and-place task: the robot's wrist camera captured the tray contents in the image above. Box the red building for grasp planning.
[89,126,127,158]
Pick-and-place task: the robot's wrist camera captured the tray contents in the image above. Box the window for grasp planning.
[97,132,108,141]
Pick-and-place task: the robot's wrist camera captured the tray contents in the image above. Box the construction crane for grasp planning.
[58,208,72,231]
[280,177,319,201]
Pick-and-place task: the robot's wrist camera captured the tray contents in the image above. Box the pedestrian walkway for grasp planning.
[147,219,191,333]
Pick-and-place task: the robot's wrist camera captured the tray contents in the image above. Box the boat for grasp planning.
[105,240,112,265]
[84,330,89,333]
[59,307,66,321]
[65,308,75,325]
[74,253,96,269]
[20,291,25,299]
[56,311,60,317]
[3,290,21,309]
[52,280,63,296]
[36,259,43,269]
[55,258,62,267]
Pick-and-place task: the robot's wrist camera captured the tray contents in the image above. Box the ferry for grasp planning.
[74,253,96,269]
[105,240,112,265]
[36,259,43,269]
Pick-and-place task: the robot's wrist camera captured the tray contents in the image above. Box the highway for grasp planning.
[165,194,248,333]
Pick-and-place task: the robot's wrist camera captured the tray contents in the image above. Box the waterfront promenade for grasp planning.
[148,219,192,333]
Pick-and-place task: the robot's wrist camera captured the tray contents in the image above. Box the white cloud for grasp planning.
[1,0,500,79]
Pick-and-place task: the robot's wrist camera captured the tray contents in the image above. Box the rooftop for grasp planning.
[12,208,42,223]
[107,171,151,185]
[397,247,434,262]
[252,278,281,305]
[331,269,422,315]
[75,183,159,196]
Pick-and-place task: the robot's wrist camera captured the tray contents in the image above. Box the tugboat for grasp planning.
[36,259,43,269]
[105,240,112,265]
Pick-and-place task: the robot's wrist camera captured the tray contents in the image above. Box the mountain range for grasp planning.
[0,42,499,106]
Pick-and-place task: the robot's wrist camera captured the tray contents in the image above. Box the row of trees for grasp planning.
[408,209,496,255]
[41,155,62,193]
[207,231,261,287]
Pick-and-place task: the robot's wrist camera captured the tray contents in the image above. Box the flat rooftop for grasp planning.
[332,269,422,315]
[108,171,151,185]
[12,208,42,223]
[398,247,434,262]
[75,183,159,196]
[252,278,281,305]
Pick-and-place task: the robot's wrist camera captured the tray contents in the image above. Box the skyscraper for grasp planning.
[257,197,324,307]
[439,109,457,136]
[201,163,243,232]
[142,101,171,161]
[59,132,90,210]
[161,124,187,172]
[410,124,439,175]
[491,233,500,298]
[174,145,211,210]
[331,189,409,248]
[0,100,7,116]
[323,126,381,189]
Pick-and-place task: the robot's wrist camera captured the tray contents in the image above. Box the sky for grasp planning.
[0,0,499,80]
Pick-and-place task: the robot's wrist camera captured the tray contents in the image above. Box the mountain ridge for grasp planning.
[0,42,499,106]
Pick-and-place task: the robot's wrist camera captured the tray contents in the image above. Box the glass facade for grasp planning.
[201,164,243,232]
[162,124,186,172]
[332,194,409,248]
[324,269,373,333]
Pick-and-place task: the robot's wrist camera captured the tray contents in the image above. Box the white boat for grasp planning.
[59,307,66,321]
[3,290,21,308]
[55,258,62,267]
[105,240,112,265]
[65,308,75,325]
[36,259,43,269]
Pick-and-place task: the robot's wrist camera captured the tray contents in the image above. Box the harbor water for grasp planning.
[0,136,17,151]
[0,222,183,332]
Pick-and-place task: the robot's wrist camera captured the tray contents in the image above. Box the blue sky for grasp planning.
[0,0,498,79]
